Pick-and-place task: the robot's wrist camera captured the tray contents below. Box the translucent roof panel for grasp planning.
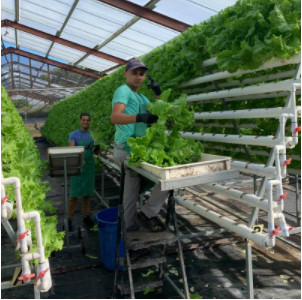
[78,55,118,72]
[61,22,109,49]
[19,0,75,35]
[18,32,53,54]
[49,43,87,63]
[130,20,179,42]
[154,0,215,25]
[150,0,237,25]
[127,0,150,6]
[100,43,144,60]
[78,0,135,26]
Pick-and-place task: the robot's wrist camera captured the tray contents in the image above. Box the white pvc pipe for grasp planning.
[36,259,52,292]
[181,54,301,87]
[203,144,300,161]
[200,183,278,212]
[1,169,51,291]
[23,211,45,261]
[179,131,294,148]
[194,107,297,120]
[267,180,279,235]
[273,145,287,212]
[231,161,276,178]
[187,79,300,103]
[174,195,274,248]
[201,57,217,67]
[278,213,289,237]
[279,113,298,147]
[185,70,296,95]
[224,91,296,102]
[1,187,13,220]
[22,211,52,292]
[1,163,13,220]
[2,177,28,254]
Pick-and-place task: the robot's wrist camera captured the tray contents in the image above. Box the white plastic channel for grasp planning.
[194,106,300,120]
[174,195,274,248]
[180,54,301,88]
[231,161,276,178]
[185,70,296,96]
[179,131,294,148]
[199,183,278,212]
[187,79,300,103]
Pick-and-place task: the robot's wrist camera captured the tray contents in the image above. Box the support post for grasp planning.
[295,174,301,226]
[64,157,69,249]
[245,241,254,299]
[169,191,190,299]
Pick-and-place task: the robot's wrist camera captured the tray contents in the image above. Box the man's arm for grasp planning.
[111,102,137,125]
[69,141,75,146]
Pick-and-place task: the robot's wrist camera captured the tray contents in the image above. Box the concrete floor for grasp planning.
[1,139,301,299]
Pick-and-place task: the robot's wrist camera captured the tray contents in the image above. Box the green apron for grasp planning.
[70,141,95,197]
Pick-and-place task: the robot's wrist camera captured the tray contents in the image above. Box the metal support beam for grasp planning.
[7,86,86,92]
[2,47,102,79]
[14,0,20,48]
[97,0,190,32]
[8,91,57,103]
[246,241,254,299]
[29,58,33,88]
[15,0,19,22]
[2,20,127,65]
[10,53,15,90]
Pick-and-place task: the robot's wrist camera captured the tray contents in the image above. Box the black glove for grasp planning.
[136,112,158,124]
[93,145,100,155]
[147,75,161,96]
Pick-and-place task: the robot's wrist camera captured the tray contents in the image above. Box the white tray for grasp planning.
[48,146,84,176]
[140,153,231,180]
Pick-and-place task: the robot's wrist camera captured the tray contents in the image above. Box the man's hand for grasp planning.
[147,75,161,96]
[136,112,158,124]
[93,145,100,155]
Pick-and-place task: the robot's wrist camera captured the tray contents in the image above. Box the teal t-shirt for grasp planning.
[112,84,150,148]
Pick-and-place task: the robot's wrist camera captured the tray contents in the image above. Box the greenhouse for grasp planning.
[1,0,301,299]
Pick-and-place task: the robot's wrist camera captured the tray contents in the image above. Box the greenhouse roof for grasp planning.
[1,0,236,113]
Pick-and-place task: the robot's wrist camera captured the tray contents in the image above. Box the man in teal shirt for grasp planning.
[111,58,168,232]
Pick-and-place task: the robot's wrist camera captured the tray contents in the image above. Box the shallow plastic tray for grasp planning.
[140,153,231,180]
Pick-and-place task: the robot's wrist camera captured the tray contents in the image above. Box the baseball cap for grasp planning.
[125,58,149,71]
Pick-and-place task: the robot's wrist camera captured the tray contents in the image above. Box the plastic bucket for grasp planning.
[96,207,124,271]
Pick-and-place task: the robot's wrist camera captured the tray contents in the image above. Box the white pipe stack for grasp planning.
[1,165,52,292]
[180,54,301,88]
[200,183,277,212]
[187,79,300,103]
[179,131,294,147]
[174,195,275,248]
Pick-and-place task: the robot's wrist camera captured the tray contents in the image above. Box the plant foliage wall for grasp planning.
[1,87,64,258]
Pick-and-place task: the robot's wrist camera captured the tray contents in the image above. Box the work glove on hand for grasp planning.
[136,112,158,124]
[147,75,161,96]
[93,145,100,155]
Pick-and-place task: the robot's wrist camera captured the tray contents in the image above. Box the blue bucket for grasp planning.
[96,207,124,271]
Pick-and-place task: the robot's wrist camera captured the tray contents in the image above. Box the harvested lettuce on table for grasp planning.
[127,90,203,167]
